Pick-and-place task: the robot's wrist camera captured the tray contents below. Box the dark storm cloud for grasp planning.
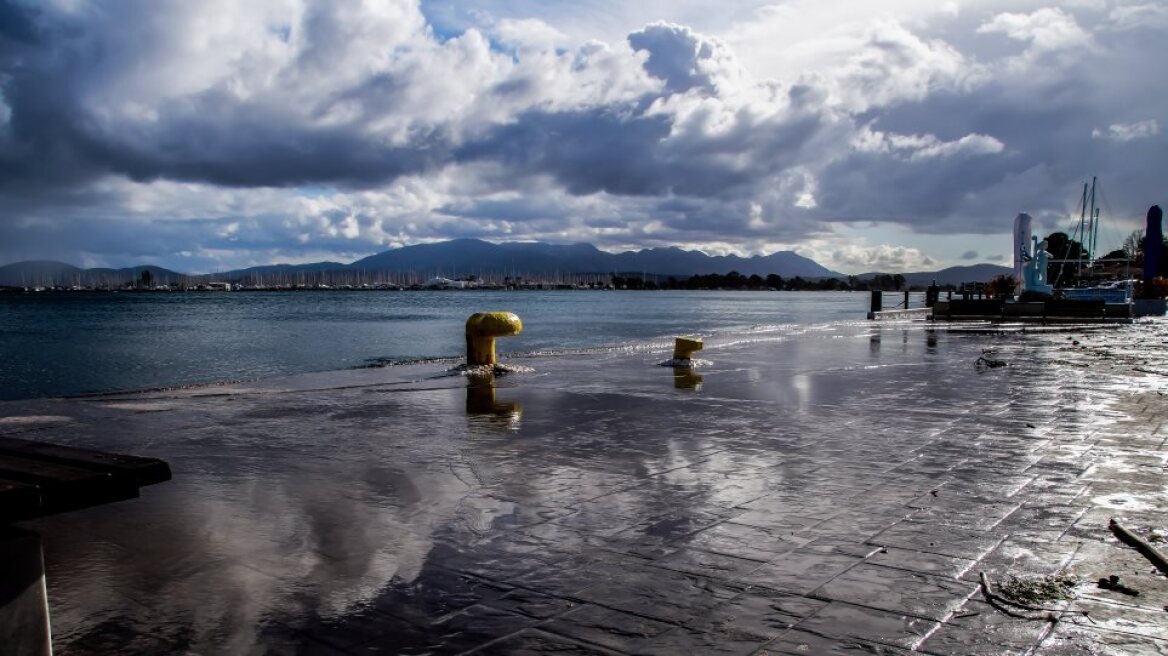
[811,10,1168,235]
[0,0,37,44]
[457,109,678,196]
[457,105,826,199]
[627,22,722,94]
[0,1,825,202]
[815,130,1010,229]
[0,1,453,192]
[458,20,833,202]
[84,108,450,189]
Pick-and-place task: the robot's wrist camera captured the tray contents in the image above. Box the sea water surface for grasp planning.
[0,290,898,400]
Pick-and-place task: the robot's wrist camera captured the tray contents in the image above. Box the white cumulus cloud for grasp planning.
[977,8,1094,54]
[854,127,1005,161]
[1092,119,1160,142]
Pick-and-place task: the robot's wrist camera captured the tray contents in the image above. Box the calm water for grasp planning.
[0,290,893,399]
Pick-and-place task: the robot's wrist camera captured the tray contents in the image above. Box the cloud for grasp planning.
[853,127,1005,162]
[627,21,744,95]
[1092,119,1160,142]
[1108,3,1168,31]
[493,18,568,49]
[977,8,1093,54]
[828,20,979,112]
[823,243,936,273]
[960,250,978,260]
[0,0,656,193]
[0,0,1165,271]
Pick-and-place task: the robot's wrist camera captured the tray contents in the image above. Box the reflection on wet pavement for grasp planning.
[671,368,703,390]
[3,320,1168,654]
[466,379,523,430]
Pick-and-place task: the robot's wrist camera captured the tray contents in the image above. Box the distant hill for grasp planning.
[860,264,1013,287]
[346,239,842,278]
[5,241,1017,288]
[0,261,185,287]
[0,260,83,286]
[221,262,348,280]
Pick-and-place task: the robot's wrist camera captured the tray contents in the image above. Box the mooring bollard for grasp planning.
[465,312,523,366]
[870,290,882,314]
[673,336,703,360]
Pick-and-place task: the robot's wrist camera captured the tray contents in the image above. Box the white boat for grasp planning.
[1060,279,1133,303]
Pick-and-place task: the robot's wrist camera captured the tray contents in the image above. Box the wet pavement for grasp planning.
[3,319,1168,655]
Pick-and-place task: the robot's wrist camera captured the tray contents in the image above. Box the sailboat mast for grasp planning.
[1077,181,1089,275]
[1089,176,1099,269]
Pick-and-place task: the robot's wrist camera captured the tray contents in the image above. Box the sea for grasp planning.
[0,290,920,400]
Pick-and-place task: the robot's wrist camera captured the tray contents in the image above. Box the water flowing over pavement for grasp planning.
[3,319,1167,655]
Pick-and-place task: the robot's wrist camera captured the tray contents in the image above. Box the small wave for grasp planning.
[448,363,536,377]
[658,358,712,367]
[351,317,880,371]
[357,355,462,369]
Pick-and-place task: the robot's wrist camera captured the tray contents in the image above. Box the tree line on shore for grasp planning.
[612,272,913,291]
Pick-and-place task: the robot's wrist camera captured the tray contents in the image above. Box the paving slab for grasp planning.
[811,563,978,621]
[916,600,1055,656]
[789,601,938,651]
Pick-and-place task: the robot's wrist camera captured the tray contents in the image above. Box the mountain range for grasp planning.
[0,261,187,287]
[0,239,1010,287]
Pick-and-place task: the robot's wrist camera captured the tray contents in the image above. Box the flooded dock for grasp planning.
[3,320,1167,655]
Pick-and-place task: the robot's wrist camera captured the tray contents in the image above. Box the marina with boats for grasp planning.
[871,184,1167,322]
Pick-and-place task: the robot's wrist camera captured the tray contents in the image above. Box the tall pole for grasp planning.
[1078,181,1089,277]
[1088,176,1098,269]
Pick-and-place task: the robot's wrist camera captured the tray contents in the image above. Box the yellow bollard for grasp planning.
[672,336,703,360]
[465,312,523,366]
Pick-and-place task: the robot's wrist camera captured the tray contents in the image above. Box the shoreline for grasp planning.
[3,319,1166,654]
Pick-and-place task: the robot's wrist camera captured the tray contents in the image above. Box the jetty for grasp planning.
[867,288,1166,324]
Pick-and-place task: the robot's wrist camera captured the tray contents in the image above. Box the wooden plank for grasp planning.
[0,436,170,486]
[0,453,140,522]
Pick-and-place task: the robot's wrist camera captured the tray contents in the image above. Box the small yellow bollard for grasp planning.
[672,336,703,360]
[465,312,523,366]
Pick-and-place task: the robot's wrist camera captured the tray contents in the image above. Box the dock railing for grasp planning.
[867,289,934,320]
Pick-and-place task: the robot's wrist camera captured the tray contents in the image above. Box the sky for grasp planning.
[0,0,1164,274]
